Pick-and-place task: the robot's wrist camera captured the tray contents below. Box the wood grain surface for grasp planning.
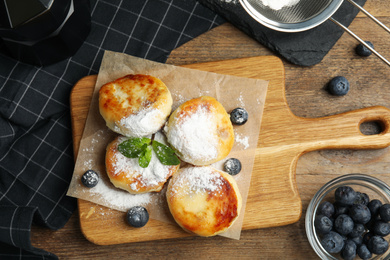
[72,56,291,245]
[31,1,390,258]
[72,56,390,246]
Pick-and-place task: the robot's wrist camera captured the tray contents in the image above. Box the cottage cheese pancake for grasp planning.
[99,74,172,137]
[105,132,179,194]
[166,166,242,237]
[164,96,234,166]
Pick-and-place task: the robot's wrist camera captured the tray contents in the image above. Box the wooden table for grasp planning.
[31,1,390,258]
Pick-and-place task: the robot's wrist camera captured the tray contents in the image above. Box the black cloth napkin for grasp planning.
[198,0,367,66]
[0,0,225,259]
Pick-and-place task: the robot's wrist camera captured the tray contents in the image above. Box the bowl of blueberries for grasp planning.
[305,174,390,260]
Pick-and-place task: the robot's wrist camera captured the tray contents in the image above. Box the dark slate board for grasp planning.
[198,0,367,66]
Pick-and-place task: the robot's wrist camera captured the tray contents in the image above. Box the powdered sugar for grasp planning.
[118,105,164,137]
[166,105,218,163]
[82,129,111,169]
[237,92,245,107]
[235,132,249,149]
[85,175,151,210]
[111,133,173,191]
[171,91,187,111]
[83,158,94,170]
[260,0,300,10]
[170,167,224,195]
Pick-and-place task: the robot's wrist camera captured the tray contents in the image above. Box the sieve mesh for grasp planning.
[246,0,334,23]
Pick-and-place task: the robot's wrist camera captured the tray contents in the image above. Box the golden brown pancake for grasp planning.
[99,74,172,137]
[105,132,179,194]
[166,166,242,237]
[164,96,234,166]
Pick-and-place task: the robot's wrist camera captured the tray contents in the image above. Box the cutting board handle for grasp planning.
[296,105,390,152]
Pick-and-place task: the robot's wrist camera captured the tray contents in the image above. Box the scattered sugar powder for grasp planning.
[171,92,186,111]
[260,0,300,10]
[82,129,110,163]
[95,207,116,219]
[118,105,164,137]
[171,167,224,194]
[83,158,94,169]
[112,134,172,191]
[238,92,245,107]
[167,105,218,163]
[235,132,250,149]
[86,178,151,209]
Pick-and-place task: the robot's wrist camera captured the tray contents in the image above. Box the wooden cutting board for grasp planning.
[70,56,390,245]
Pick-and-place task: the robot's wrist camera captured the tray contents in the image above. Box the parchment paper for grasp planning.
[67,50,268,240]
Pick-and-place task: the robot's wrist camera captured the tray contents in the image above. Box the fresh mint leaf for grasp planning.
[118,137,151,158]
[152,140,180,166]
[118,137,180,168]
[139,145,152,168]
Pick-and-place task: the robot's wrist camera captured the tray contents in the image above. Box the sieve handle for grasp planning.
[329,17,390,67]
[346,0,390,34]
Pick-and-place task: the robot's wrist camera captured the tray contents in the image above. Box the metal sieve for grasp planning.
[239,0,390,66]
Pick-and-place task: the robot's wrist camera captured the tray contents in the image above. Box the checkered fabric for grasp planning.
[0,0,224,259]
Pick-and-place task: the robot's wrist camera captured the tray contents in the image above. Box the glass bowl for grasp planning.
[305,174,390,259]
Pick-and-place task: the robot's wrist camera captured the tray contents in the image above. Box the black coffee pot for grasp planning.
[0,0,91,66]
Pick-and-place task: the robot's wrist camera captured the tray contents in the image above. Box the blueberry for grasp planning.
[363,232,374,245]
[380,204,390,222]
[367,235,389,255]
[334,203,349,218]
[335,214,354,235]
[321,231,345,254]
[224,158,242,176]
[230,108,248,125]
[335,186,357,206]
[349,204,371,224]
[355,41,374,57]
[368,199,382,217]
[81,170,99,188]
[349,223,365,238]
[357,244,372,260]
[372,220,390,236]
[354,192,369,206]
[349,235,363,246]
[315,214,333,235]
[318,201,335,218]
[327,76,350,96]
[126,206,149,228]
[341,239,357,260]
[365,217,378,231]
